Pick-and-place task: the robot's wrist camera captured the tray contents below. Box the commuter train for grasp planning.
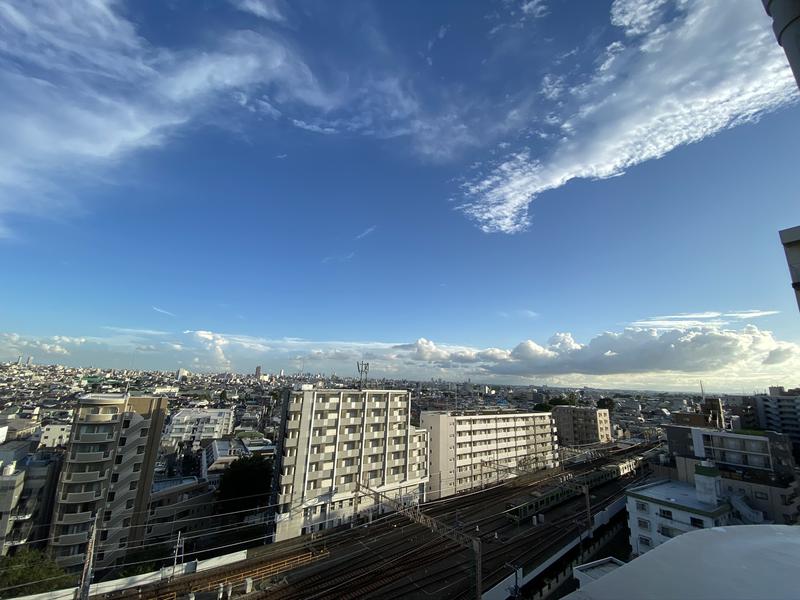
[505,455,645,524]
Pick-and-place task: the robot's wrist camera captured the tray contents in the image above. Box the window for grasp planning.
[638,535,651,547]
[754,491,768,500]
[100,530,108,541]
[126,499,134,509]
[137,445,145,455]
[111,473,119,483]
[107,492,115,501]
[129,481,137,491]
[122,419,130,429]
[103,510,112,522]
[690,517,704,528]
[658,509,673,520]
[637,518,651,531]
[115,455,123,465]
[140,428,149,437]
[118,437,126,447]
[636,501,649,513]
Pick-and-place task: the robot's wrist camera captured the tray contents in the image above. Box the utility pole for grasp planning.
[78,514,99,600]
[356,481,482,600]
[171,530,184,580]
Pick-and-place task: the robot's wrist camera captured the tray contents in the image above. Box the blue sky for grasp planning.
[1,0,800,392]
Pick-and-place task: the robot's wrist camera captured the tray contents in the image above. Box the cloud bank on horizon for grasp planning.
[2,309,797,392]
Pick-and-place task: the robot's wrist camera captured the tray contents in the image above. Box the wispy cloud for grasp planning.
[230,0,287,23]
[152,306,175,317]
[631,309,780,330]
[275,153,288,159]
[461,0,797,233]
[322,252,356,264]
[498,309,539,319]
[355,225,376,240]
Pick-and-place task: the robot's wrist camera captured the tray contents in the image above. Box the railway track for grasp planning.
[96,442,657,600]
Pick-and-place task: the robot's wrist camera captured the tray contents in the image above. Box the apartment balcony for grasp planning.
[61,469,108,484]
[61,490,103,504]
[56,511,93,525]
[284,437,298,448]
[52,531,90,546]
[315,418,339,429]
[76,414,120,425]
[309,452,335,463]
[341,433,362,443]
[308,469,334,480]
[340,417,363,427]
[68,450,112,464]
[76,432,115,443]
[54,553,87,570]
[339,448,362,459]
[387,458,406,469]
[364,430,386,440]
[314,435,337,445]
[339,465,360,476]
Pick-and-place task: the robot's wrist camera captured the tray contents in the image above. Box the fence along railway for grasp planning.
[77,442,657,600]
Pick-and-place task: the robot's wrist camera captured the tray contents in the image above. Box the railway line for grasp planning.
[95,442,658,600]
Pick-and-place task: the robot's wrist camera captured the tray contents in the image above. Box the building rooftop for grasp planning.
[627,480,724,514]
[573,557,625,584]
[565,525,800,600]
[779,225,800,245]
[152,476,200,493]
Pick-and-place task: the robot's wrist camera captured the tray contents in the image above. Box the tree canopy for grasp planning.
[597,397,616,413]
[0,549,74,598]
[217,454,273,513]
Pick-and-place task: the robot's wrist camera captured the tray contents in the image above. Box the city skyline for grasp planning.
[2,0,800,392]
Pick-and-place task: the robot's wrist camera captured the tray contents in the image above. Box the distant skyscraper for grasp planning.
[25,356,32,366]
[255,365,262,379]
[15,356,21,366]
[780,226,800,311]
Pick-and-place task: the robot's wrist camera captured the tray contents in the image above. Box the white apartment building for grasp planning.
[164,408,235,451]
[273,387,428,541]
[551,406,612,446]
[49,393,167,571]
[38,423,72,449]
[626,462,731,556]
[420,410,559,500]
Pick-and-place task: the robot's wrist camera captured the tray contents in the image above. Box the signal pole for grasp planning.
[78,514,99,600]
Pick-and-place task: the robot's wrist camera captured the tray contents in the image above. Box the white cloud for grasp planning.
[461,0,798,233]
[291,119,338,135]
[231,0,287,23]
[355,225,376,240]
[3,321,798,391]
[632,309,781,330]
[152,306,175,317]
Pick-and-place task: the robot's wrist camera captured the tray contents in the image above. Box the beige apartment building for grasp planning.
[272,387,428,541]
[551,406,612,446]
[49,393,167,571]
[420,410,559,500]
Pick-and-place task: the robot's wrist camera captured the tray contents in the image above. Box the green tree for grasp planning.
[597,397,615,413]
[217,455,273,513]
[533,403,552,412]
[117,547,167,577]
[0,549,74,598]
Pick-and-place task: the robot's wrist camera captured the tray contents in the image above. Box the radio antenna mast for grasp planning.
[357,361,370,390]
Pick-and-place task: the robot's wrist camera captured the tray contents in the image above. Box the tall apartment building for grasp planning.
[163,408,234,451]
[551,406,612,447]
[420,410,559,500]
[272,387,428,541]
[659,425,799,524]
[750,390,800,454]
[49,393,167,571]
[780,225,800,311]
